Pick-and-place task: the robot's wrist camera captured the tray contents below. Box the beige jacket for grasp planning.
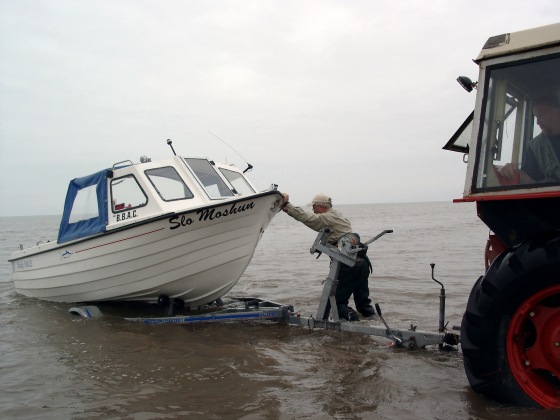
[285,203,352,245]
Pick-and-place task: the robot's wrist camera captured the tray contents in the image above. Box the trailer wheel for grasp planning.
[461,233,560,408]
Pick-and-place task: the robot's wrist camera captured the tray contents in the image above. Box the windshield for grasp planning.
[473,55,560,191]
[183,158,234,199]
[219,167,255,195]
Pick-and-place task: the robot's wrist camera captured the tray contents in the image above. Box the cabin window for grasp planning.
[184,158,234,199]
[219,167,256,195]
[111,175,148,212]
[473,55,560,191]
[68,185,99,223]
[145,167,194,201]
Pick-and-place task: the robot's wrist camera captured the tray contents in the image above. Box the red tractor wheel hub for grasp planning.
[506,284,560,408]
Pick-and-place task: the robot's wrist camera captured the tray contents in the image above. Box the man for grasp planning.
[500,95,560,182]
[522,95,560,182]
[281,192,375,321]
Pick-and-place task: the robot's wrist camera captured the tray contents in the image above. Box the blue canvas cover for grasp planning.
[57,169,110,244]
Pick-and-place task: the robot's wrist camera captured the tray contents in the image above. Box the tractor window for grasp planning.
[473,56,560,191]
[443,111,472,153]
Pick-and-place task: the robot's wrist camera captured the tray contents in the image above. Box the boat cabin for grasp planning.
[58,156,260,244]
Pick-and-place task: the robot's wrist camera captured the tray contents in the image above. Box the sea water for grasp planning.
[0,202,554,419]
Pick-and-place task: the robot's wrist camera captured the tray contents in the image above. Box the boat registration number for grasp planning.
[13,259,33,271]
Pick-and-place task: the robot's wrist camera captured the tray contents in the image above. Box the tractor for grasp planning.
[443,22,560,408]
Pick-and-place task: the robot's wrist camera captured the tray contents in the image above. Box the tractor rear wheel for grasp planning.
[461,233,560,408]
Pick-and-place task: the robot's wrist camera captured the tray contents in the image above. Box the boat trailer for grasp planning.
[70,228,459,350]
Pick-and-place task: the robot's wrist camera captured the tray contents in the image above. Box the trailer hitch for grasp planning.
[430,264,461,348]
[430,263,447,334]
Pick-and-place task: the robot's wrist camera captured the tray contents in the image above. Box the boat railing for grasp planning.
[112,160,134,171]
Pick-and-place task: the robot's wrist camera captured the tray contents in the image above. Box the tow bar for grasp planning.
[70,229,459,350]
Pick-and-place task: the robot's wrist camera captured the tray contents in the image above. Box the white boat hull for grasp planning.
[11,193,282,305]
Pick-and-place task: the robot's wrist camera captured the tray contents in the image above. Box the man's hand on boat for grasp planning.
[281,193,290,212]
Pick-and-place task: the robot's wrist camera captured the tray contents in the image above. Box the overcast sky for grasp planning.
[1,1,559,217]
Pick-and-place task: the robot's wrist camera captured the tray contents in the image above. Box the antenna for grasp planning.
[208,131,253,173]
[166,139,176,156]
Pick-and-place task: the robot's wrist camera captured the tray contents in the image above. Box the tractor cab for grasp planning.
[444,23,560,247]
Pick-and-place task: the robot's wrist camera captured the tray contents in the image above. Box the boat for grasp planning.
[9,140,284,306]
